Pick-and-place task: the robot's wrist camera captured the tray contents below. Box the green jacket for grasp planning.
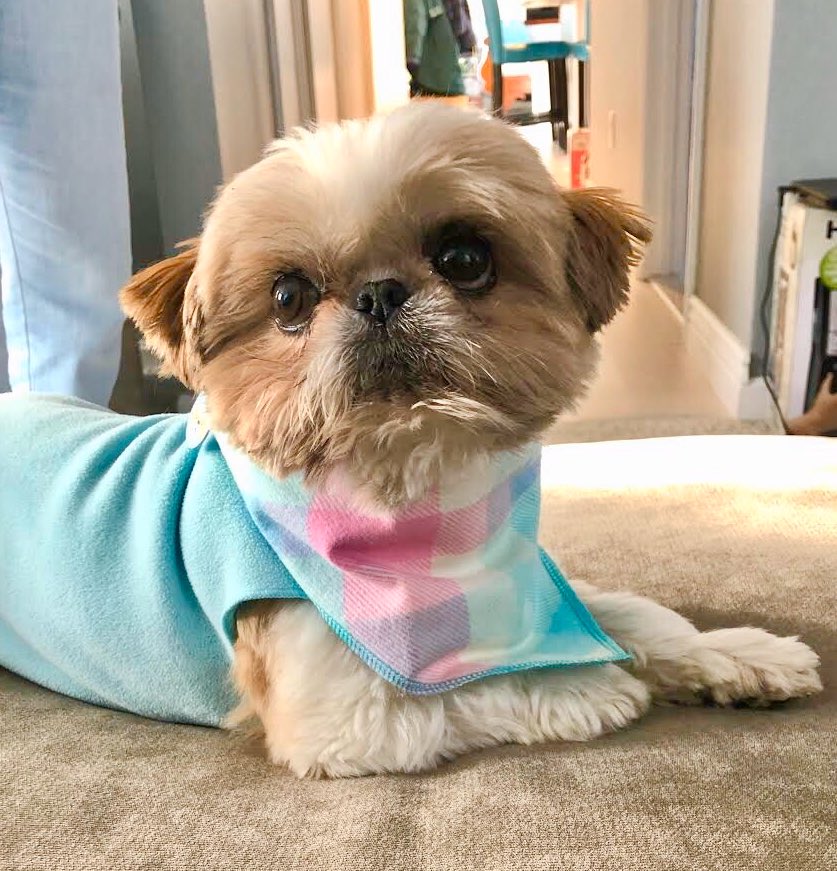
[404,0,464,96]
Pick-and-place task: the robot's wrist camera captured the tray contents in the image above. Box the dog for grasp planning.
[0,104,821,778]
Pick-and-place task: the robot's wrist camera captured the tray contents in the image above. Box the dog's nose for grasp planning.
[353,279,409,324]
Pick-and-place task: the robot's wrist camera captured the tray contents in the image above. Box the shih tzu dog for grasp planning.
[0,104,821,778]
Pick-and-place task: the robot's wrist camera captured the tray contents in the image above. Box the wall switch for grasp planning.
[608,110,617,149]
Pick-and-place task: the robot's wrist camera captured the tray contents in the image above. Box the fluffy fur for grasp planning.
[122,104,820,778]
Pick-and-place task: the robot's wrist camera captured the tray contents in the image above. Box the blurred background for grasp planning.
[4,0,835,439]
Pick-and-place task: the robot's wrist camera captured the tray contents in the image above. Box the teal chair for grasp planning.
[481,1,589,147]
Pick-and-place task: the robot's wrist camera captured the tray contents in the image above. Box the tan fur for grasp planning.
[114,106,818,778]
[563,188,652,331]
[120,240,201,387]
[227,599,281,729]
[122,106,645,504]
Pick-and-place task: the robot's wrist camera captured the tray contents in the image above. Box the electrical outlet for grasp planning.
[608,110,617,149]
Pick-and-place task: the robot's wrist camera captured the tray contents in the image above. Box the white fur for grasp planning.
[233,587,820,778]
[241,601,650,778]
[573,581,822,705]
[165,104,819,777]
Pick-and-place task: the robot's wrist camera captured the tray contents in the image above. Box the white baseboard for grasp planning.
[684,295,762,418]
[648,279,686,325]
[738,377,782,423]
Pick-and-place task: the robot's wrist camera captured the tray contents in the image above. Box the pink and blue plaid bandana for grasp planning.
[217,431,629,694]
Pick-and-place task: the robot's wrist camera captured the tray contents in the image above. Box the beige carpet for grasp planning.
[2,432,835,871]
[545,413,782,444]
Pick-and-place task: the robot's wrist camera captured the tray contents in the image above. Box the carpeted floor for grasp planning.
[545,413,782,444]
[2,430,834,871]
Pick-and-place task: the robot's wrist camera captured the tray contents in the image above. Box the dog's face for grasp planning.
[123,104,649,504]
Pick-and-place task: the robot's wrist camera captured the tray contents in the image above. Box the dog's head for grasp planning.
[122,104,649,504]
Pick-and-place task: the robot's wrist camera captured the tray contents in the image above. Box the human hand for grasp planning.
[789,373,837,435]
[809,372,837,433]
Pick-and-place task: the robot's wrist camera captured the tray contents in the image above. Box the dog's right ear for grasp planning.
[120,240,201,387]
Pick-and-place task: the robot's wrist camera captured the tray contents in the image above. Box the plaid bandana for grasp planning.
[212,420,628,694]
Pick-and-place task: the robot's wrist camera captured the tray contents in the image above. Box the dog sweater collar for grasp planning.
[194,399,629,694]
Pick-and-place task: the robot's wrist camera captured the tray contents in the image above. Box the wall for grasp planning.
[590,0,698,280]
[588,0,649,210]
[694,0,774,348]
[696,0,837,363]
[749,0,837,367]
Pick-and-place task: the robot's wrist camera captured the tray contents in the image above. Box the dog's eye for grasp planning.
[433,229,495,293]
[272,273,320,331]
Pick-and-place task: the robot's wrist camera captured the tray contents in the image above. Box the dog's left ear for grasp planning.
[562,188,652,332]
[120,239,202,388]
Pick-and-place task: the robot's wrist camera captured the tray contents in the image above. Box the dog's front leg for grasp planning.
[230,599,451,777]
[231,600,649,778]
[572,581,822,706]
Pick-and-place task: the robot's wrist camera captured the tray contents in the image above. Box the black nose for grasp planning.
[353,279,409,324]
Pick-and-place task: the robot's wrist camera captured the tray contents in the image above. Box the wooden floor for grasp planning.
[515,123,727,423]
[567,281,728,422]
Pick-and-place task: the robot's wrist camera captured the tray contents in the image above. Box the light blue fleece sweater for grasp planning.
[0,394,304,726]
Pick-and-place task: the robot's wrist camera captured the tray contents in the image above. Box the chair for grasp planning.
[481,0,589,148]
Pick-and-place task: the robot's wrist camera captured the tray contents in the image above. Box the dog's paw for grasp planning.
[694,627,822,707]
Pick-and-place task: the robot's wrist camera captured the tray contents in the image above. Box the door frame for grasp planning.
[682,0,711,304]
[642,0,710,302]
